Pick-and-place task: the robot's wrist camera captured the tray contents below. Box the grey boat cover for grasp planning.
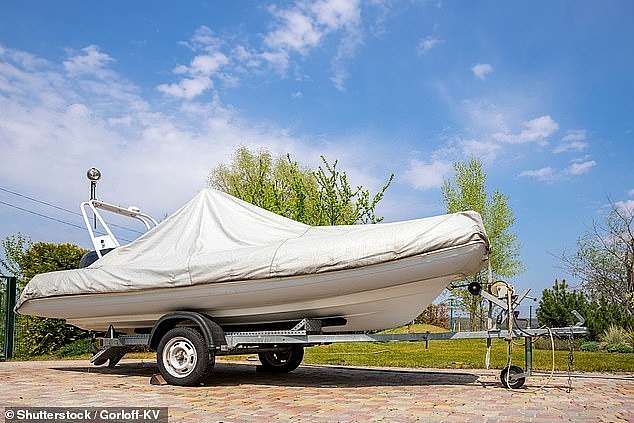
[16,189,488,309]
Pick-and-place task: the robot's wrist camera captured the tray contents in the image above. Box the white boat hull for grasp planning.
[18,243,487,333]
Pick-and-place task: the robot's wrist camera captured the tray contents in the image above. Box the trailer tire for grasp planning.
[157,327,214,386]
[258,346,304,373]
[500,365,525,389]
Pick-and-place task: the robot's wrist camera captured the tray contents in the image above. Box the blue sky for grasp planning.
[1,1,633,300]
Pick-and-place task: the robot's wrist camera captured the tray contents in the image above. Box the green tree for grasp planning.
[0,233,32,277]
[537,278,633,340]
[13,242,90,356]
[208,146,394,225]
[586,296,633,340]
[414,302,450,329]
[537,279,588,327]
[441,157,523,330]
[562,200,634,315]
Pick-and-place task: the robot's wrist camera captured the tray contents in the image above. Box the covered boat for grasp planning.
[16,189,489,332]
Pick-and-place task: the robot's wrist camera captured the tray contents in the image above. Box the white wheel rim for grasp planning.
[162,336,198,378]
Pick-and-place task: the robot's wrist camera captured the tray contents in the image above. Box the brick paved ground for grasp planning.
[0,359,632,422]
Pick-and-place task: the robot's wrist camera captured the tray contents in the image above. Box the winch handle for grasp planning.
[571,310,585,327]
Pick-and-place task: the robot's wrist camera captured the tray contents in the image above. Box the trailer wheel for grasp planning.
[500,365,525,389]
[258,346,304,373]
[157,327,214,386]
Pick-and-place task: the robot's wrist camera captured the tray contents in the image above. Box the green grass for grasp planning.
[220,324,633,373]
[302,337,634,373]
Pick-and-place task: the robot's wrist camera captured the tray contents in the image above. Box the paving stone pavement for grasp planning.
[0,359,632,422]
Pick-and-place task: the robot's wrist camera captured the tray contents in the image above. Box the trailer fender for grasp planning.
[148,311,226,351]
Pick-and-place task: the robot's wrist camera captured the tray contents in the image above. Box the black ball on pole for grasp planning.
[468,281,482,296]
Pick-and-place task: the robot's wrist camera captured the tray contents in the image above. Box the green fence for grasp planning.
[1,276,90,359]
[0,275,17,359]
[0,277,4,357]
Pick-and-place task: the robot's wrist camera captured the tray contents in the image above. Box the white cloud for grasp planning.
[554,129,588,153]
[157,29,231,100]
[0,44,49,69]
[180,26,222,53]
[459,139,501,163]
[312,0,360,31]
[1,44,397,234]
[157,77,213,99]
[402,159,452,190]
[494,115,559,144]
[159,2,364,94]
[418,36,442,55]
[330,68,348,91]
[259,50,289,72]
[518,167,554,181]
[0,46,282,213]
[519,158,596,182]
[471,63,493,80]
[63,45,113,76]
[615,200,634,213]
[265,8,323,53]
[628,189,634,197]
[562,129,586,142]
[262,0,362,90]
[190,53,229,75]
[107,116,132,126]
[329,27,361,91]
[460,100,507,134]
[565,159,596,175]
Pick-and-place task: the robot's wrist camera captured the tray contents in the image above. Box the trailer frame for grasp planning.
[93,315,588,388]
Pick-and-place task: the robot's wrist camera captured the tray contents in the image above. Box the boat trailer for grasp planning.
[93,313,587,389]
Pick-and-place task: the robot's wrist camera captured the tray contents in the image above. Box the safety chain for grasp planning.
[567,329,574,392]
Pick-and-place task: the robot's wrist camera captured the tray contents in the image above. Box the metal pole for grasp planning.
[4,277,16,359]
[449,299,454,331]
[528,306,533,329]
[91,180,97,229]
[485,299,493,369]
[524,336,532,376]
[485,338,491,369]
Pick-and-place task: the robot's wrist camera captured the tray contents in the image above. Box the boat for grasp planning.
[15,188,490,333]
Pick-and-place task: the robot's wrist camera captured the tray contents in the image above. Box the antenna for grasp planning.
[87,167,101,228]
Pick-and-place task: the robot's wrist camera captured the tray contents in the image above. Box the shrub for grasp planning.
[17,242,90,356]
[53,338,93,357]
[605,343,634,353]
[601,325,627,346]
[624,328,634,348]
[579,341,599,352]
[19,316,88,356]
